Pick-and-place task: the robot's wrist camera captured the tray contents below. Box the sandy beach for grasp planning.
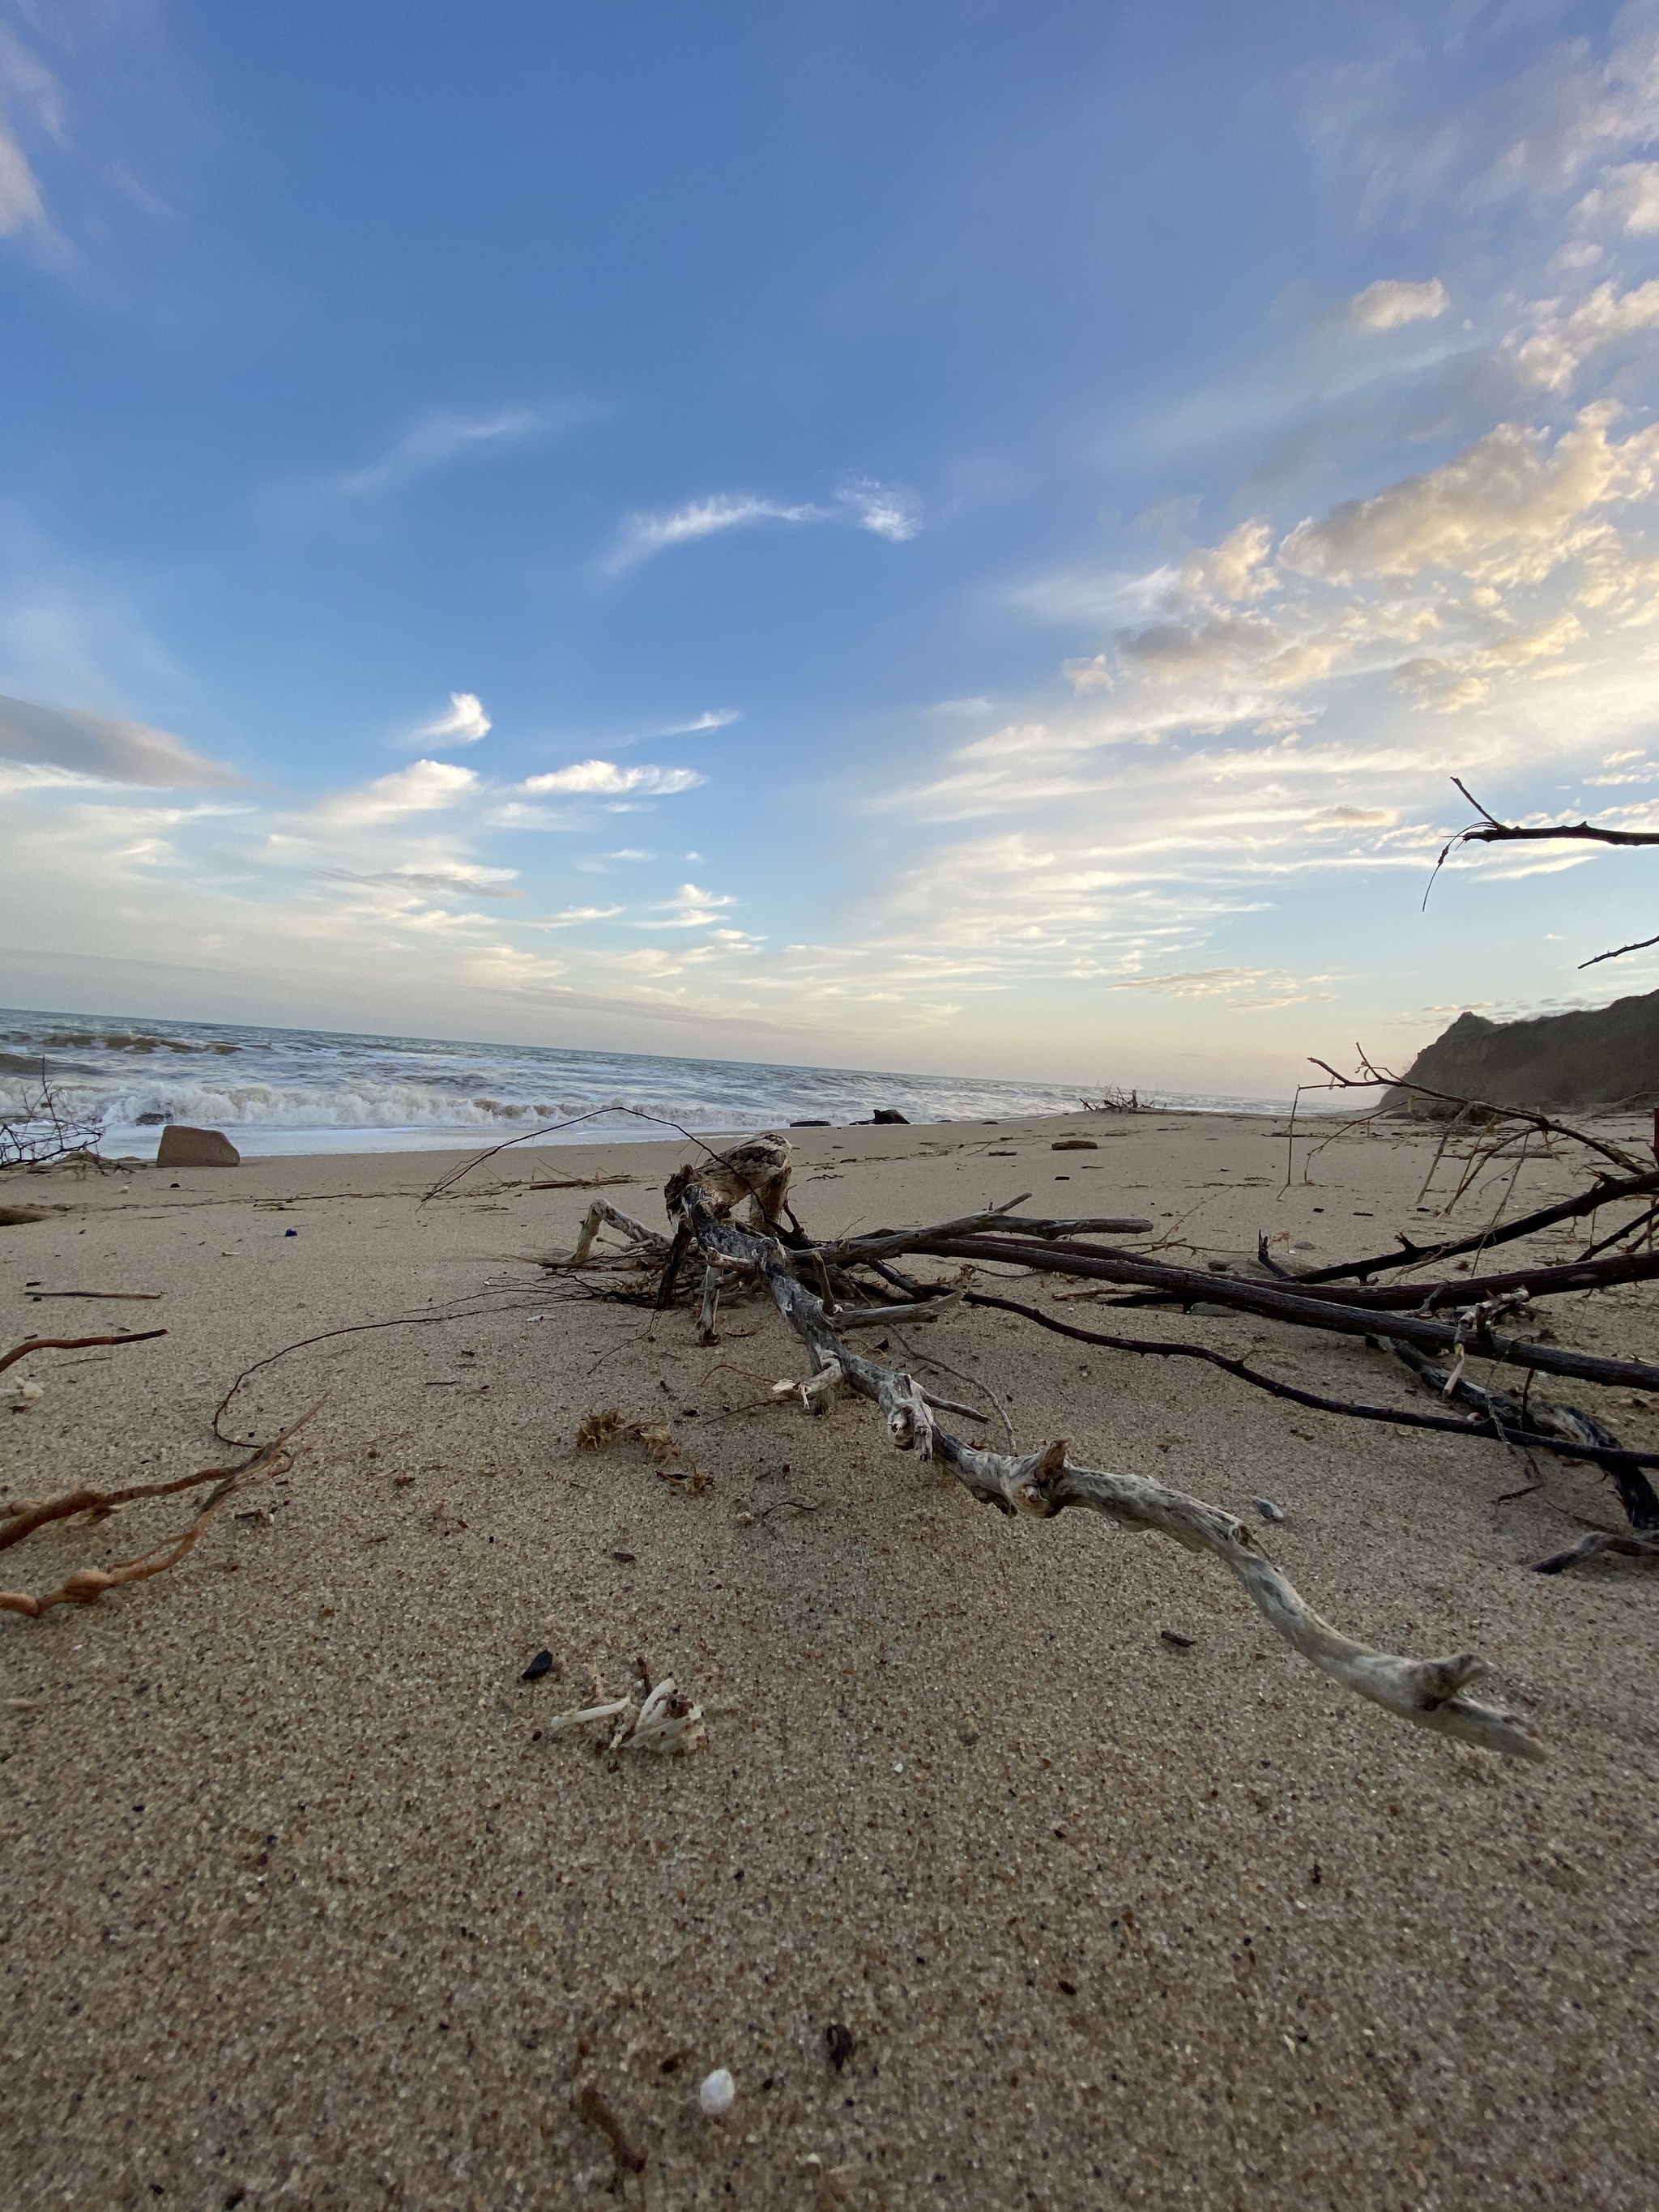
[2,1108,1656,2210]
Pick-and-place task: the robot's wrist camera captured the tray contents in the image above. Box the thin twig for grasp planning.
[1,1330,167,1376]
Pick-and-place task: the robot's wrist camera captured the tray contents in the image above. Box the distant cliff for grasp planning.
[1382,987,1659,1115]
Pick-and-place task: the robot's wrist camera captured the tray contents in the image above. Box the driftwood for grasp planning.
[0,1405,318,1617]
[672,1177,1544,1761]
[1302,1057,1648,1177]
[1529,1530,1659,1574]
[909,1278,1659,1494]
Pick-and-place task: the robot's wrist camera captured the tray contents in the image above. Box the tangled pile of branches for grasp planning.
[524,1093,1659,1768]
[0,1064,106,1171]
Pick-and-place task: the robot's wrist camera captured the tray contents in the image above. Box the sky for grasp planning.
[3,0,1659,1097]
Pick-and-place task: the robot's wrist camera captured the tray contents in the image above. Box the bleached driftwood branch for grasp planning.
[673,1180,1546,1762]
[552,1197,672,1268]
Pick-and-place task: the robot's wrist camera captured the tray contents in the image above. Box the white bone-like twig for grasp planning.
[544,1680,706,1754]
[676,1187,1546,1762]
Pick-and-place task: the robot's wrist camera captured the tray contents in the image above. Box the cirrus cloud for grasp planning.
[518,760,704,797]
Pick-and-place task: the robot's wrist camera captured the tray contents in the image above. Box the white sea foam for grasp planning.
[0,1007,1299,1160]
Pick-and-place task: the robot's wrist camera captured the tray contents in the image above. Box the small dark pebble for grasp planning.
[1058,1980,1077,1997]
[284,1229,297,1238]
[612,1549,637,1564]
[680,1409,698,1417]
[825,2022,855,2072]
[520,1650,554,1682]
[1159,1629,1196,1649]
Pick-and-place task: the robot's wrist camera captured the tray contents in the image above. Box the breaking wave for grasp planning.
[0,1007,1291,1158]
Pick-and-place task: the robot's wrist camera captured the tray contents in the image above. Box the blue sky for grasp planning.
[4,1,1659,1094]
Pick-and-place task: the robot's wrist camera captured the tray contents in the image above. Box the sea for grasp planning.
[0,1007,1295,1160]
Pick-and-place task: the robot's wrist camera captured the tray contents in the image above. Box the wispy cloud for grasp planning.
[648,881,740,928]
[276,404,579,516]
[838,476,923,540]
[603,477,923,573]
[307,758,480,829]
[574,847,656,872]
[406,691,491,747]
[603,493,826,576]
[0,694,240,788]
[655,708,740,735]
[319,860,523,900]
[0,26,69,260]
[518,760,703,796]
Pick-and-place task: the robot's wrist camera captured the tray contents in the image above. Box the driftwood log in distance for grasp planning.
[672,1178,1545,1762]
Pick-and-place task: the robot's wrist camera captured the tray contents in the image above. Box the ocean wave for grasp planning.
[0,1004,1299,1157]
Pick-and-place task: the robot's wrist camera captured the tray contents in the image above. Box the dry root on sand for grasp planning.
[0,1404,318,1619]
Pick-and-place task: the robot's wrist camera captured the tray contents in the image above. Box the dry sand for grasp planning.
[2,1110,1656,2210]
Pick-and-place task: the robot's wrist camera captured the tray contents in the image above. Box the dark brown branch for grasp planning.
[1425,780,1658,965]
[1284,1167,1659,1285]
[1304,1056,1646,1176]
[1580,928,1659,969]
[893,1234,1659,1394]
[1444,778,1659,849]
[950,1289,1659,1494]
[1087,1242,1659,1313]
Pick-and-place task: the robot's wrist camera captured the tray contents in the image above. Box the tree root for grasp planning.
[0,1404,320,1618]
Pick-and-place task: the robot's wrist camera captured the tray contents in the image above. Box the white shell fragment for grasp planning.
[7,1379,43,1413]
[1252,1497,1287,1523]
[697,2067,736,2116]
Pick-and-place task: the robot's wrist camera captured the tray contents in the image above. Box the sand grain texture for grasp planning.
[2,1115,1656,2209]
